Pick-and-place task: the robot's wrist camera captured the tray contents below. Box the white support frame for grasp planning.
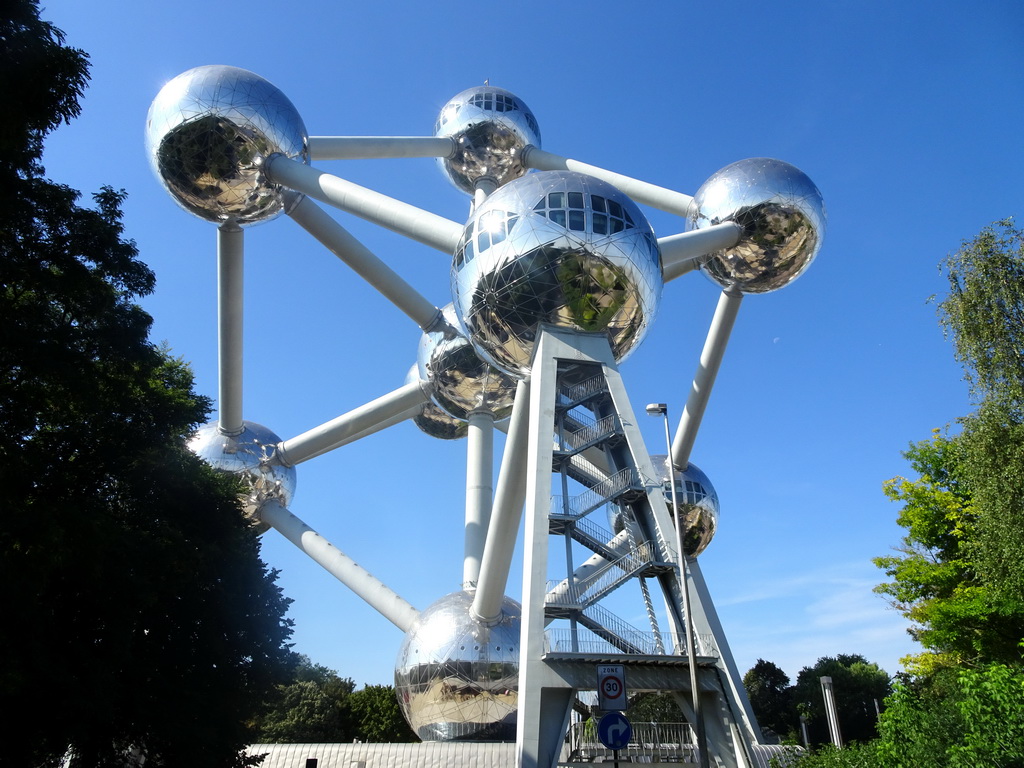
[186,127,780,768]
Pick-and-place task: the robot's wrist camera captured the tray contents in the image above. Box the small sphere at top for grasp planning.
[435,85,541,195]
[688,158,826,294]
[146,65,308,226]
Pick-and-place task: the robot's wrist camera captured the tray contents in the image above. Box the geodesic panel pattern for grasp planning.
[417,304,517,421]
[146,65,308,225]
[435,86,541,194]
[189,420,296,533]
[688,157,826,294]
[395,591,520,741]
[451,170,663,378]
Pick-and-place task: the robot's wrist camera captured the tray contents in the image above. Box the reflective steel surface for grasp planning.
[688,158,825,294]
[188,420,296,533]
[651,455,719,557]
[146,65,308,225]
[435,86,541,194]
[405,364,469,440]
[395,590,520,741]
[452,170,662,378]
[417,304,517,421]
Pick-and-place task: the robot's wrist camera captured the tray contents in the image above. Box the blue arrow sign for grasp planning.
[597,711,633,751]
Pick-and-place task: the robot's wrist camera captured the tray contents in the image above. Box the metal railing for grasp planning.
[555,413,621,455]
[558,375,608,408]
[545,627,719,659]
[551,468,643,520]
[566,721,698,764]
[546,542,653,609]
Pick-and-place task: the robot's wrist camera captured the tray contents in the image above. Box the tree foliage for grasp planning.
[252,657,415,744]
[937,218,1024,616]
[874,430,1022,667]
[791,655,890,748]
[0,3,293,765]
[743,659,793,741]
[875,220,1024,670]
[350,685,417,743]
[784,658,1024,767]
[938,219,1024,415]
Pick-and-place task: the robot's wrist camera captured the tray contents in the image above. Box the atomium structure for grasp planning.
[147,66,825,768]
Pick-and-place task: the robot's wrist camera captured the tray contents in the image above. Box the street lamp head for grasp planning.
[645,403,667,416]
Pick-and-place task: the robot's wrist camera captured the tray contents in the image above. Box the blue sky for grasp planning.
[41,1,1023,688]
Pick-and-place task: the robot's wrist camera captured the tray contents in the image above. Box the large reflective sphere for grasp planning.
[435,86,541,194]
[689,158,826,294]
[188,420,296,533]
[652,455,718,557]
[452,170,662,378]
[404,365,469,441]
[146,65,308,225]
[395,591,520,741]
[417,304,517,421]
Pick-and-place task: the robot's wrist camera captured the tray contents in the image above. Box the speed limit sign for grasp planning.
[597,664,627,710]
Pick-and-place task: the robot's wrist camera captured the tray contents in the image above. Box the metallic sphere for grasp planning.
[417,304,517,421]
[395,590,520,741]
[688,158,826,294]
[451,170,663,378]
[435,86,541,195]
[188,420,296,533]
[146,65,308,226]
[404,365,469,440]
[651,455,719,557]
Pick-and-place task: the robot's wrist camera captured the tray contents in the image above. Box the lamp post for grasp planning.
[646,403,709,768]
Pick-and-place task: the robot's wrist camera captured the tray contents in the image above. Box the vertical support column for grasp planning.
[217,222,244,435]
[463,409,495,589]
[517,331,573,768]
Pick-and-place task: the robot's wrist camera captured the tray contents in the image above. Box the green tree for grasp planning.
[0,3,293,765]
[874,430,1022,668]
[743,659,795,741]
[791,655,890,747]
[254,656,357,743]
[874,220,1024,670]
[874,662,1024,768]
[937,218,1024,625]
[349,685,417,743]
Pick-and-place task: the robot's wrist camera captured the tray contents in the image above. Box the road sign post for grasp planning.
[598,710,633,767]
[597,664,627,711]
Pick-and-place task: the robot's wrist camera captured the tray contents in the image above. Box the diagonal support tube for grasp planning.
[265,155,463,254]
[275,381,430,467]
[259,500,418,632]
[521,146,694,217]
[292,400,426,464]
[217,223,244,435]
[287,196,442,331]
[672,288,743,469]
[472,378,531,624]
